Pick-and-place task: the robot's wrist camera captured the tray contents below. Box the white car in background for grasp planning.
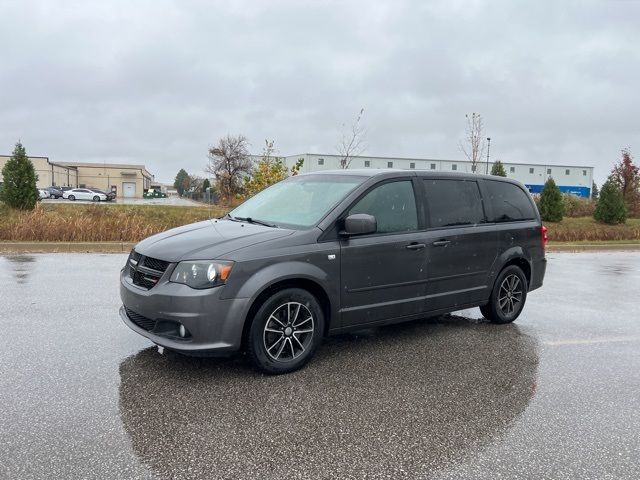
[38,189,50,199]
[62,188,107,202]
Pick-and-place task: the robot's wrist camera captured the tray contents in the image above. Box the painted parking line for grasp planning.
[544,336,640,346]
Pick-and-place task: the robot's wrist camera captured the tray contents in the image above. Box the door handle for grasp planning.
[405,243,426,250]
[432,240,451,247]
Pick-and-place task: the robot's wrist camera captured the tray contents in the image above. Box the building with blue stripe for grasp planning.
[282,154,594,198]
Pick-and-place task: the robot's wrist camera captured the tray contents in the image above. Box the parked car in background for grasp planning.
[120,170,547,374]
[89,188,116,201]
[38,189,51,199]
[44,186,64,199]
[143,188,167,199]
[63,188,107,202]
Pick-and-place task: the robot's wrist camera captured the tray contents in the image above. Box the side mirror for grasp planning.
[340,213,377,236]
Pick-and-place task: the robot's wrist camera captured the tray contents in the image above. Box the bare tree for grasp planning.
[182,174,204,193]
[206,134,252,202]
[459,113,486,172]
[336,108,366,169]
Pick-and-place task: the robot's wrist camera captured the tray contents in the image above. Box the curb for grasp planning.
[0,242,136,253]
[547,243,640,251]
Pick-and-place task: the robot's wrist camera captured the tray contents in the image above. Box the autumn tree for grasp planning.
[337,108,366,169]
[244,140,303,197]
[594,178,627,224]
[538,177,564,222]
[490,160,507,177]
[0,141,38,210]
[182,174,203,194]
[609,148,640,215]
[174,169,189,196]
[460,113,486,173]
[206,134,252,202]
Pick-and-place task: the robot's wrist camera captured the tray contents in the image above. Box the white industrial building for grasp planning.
[282,153,594,198]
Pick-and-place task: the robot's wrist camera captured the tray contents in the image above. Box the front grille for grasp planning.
[127,250,170,290]
[132,270,159,289]
[125,307,156,331]
[142,256,170,272]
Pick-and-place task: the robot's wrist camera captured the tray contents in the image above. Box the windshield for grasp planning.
[230,174,365,229]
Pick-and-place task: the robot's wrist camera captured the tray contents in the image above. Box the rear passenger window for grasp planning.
[423,180,485,228]
[349,181,418,233]
[485,180,537,222]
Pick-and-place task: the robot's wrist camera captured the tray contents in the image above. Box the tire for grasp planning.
[247,288,325,374]
[480,265,528,324]
[68,195,75,201]
[93,195,100,202]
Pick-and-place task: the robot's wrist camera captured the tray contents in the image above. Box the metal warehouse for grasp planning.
[0,155,154,199]
[283,153,594,198]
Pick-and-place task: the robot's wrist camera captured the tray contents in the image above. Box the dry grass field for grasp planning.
[0,203,226,242]
[1,203,639,244]
[544,217,640,242]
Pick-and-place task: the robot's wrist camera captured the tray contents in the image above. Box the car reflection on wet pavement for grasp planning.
[1,252,639,479]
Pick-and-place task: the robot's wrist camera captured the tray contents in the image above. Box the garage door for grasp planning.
[123,182,136,198]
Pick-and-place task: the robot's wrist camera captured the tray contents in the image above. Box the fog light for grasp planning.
[179,324,186,338]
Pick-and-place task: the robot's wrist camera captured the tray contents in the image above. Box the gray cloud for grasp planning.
[1,0,639,184]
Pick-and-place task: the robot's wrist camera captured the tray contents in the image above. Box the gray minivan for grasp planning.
[120,170,546,373]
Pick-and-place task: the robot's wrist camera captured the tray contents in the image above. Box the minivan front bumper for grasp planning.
[119,268,250,355]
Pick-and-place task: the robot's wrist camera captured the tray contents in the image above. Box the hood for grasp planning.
[134,219,294,262]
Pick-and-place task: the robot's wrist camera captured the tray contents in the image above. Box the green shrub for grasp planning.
[562,194,595,217]
[594,180,627,224]
[538,177,564,222]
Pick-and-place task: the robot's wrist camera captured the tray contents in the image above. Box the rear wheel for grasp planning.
[68,195,75,201]
[247,288,324,374]
[480,265,528,324]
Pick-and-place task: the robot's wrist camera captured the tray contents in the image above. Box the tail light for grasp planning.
[541,225,548,249]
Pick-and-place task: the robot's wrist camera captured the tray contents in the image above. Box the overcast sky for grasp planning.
[1,0,638,184]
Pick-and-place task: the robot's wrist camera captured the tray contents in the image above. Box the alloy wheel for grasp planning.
[263,302,314,362]
[498,274,522,316]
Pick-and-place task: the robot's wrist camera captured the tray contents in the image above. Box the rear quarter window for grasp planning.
[485,180,537,222]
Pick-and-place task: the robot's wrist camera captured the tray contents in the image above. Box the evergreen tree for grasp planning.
[174,169,189,196]
[594,179,627,224]
[0,142,38,210]
[538,177,564,222]
[591,181,599,200]
[490,160,507,177]
[202,178,211,192]
[609,148,640,215]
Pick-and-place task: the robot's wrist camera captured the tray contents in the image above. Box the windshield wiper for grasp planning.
[224,214,277,228]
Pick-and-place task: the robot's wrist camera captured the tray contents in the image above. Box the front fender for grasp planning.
[221,257,340,331]
[235,261,332,299]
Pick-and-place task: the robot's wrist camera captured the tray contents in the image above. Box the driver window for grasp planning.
[349,180,418,233]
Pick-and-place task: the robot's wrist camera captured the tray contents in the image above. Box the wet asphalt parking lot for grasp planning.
[1,251,639,479]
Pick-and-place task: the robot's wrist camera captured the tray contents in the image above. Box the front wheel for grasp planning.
[93,195,100,202]
[480,265,528,324]
[68,195,75,201]
[247,288,324,374]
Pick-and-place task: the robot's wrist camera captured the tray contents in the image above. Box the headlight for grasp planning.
[170,260,234,289]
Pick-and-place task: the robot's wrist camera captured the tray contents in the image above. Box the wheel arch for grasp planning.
[503,257,531,286]
[240,277,333,348]
[488,247,533,297]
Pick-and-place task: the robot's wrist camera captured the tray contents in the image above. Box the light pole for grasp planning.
[486,137,491,174]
